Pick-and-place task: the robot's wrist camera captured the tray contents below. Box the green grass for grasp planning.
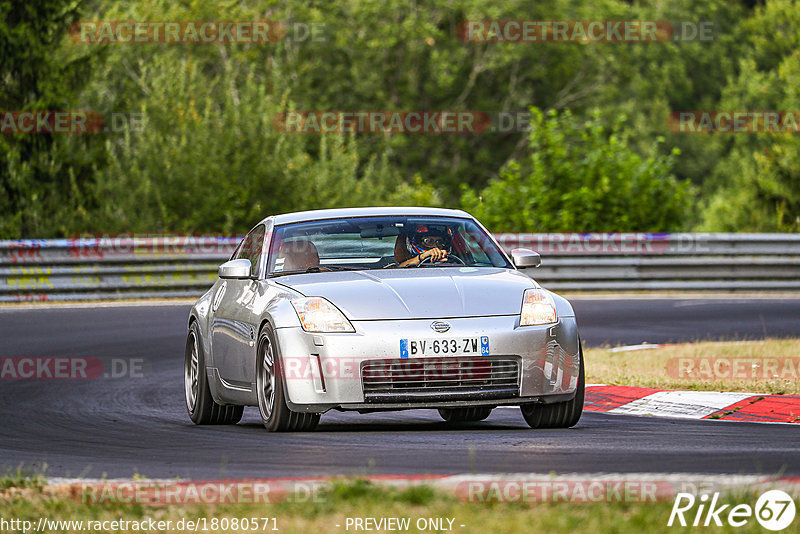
[585,338,800,394]
[0,467,44,491]
[0,478,788,533]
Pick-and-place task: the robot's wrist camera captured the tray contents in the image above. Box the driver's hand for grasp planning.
[420,247,448,262]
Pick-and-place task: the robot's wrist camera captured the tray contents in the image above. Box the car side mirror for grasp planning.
[511,248,541,268]
[219,259,252,279]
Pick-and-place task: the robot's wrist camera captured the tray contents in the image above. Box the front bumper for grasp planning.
[274,315,580,413]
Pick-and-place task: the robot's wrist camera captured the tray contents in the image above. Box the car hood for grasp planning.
[273,267,538,320]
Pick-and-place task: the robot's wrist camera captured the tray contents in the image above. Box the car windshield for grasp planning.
[267,216,511,276]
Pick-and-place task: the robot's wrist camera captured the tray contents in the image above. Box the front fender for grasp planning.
[542,289,579,355]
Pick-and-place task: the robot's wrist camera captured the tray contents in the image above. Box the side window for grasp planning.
[234,225,266,277]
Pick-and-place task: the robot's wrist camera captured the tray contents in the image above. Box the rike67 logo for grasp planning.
[668,490,796,531]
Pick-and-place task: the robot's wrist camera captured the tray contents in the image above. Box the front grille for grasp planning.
[361,356,520,402]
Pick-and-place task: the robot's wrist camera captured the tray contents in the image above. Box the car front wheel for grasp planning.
[521,344,585,429]
[256,324,320,432]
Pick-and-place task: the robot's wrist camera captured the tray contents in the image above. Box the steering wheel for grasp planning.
[415,254,466,267]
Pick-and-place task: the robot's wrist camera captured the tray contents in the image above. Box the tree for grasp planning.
[88,51,439,234]
[699,0,800,231]
[0,0,102,237]
[462,108,691,232]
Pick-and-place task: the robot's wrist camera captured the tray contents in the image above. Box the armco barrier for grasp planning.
[1,233,799,301]
[0,236,238,302]
[504,233,800,291]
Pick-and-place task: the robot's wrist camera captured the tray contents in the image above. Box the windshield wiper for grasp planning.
[269,265,363,278]
[315,265,362,271]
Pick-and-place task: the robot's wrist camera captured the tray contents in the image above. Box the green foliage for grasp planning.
[0,0,102,237]
[587,0,748,186]
[699,1,800,232]
[396,484,437,505]
[322,478,377,502]
[317,479,439,507]
[261,0,632,195]
[463,109,691,232]
[1,0,798,237]
[85,50,437,234]
[0,466,44,490]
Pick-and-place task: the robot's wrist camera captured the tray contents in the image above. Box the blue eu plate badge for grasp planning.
[481,336,489,356]
[400,339,409,359]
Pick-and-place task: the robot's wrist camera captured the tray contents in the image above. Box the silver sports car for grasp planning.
[184,207,584,431]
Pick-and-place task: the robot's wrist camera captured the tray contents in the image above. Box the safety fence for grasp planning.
[1,233,799,302]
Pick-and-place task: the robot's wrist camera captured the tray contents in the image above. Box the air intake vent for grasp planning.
[361,356,520,402]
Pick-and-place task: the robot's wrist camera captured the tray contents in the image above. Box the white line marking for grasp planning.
[608,343,662,353]
[610,390,752,419]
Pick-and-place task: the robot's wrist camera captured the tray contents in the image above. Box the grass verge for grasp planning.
[0,477,783,534]
[0,467,43,491]
[585,338,800,394]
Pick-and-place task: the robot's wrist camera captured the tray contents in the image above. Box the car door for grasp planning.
[211,224,266,389]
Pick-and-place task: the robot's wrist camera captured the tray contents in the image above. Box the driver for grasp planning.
[396,224,453,267]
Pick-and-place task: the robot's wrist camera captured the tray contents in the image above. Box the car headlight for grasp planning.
[291,297,355,333]
[520,289,557,326]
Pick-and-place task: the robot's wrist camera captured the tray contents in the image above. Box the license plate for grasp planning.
[400,336,489,358]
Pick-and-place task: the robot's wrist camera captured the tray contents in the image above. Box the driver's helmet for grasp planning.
[406,224,453,257]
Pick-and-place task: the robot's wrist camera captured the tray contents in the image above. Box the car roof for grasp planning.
[263,207,474,226]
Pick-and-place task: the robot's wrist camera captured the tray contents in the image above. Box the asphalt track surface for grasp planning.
[1,298,799,479]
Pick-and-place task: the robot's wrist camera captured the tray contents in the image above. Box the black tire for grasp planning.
[521,343,585,429]
[256,324,320,432]
[438,407,493,422]
[185,321,244,425]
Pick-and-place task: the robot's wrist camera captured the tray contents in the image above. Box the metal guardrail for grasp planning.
[1,233,798,302]
[502,233,800,291]
[0,237,237,302]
